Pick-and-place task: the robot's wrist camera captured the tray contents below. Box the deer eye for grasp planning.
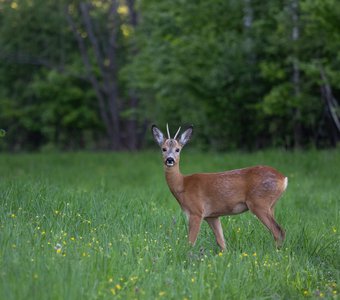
[175,148,180,152]
[162,148,167,152]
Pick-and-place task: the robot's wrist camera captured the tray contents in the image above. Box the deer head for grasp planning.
[151,124,193,167]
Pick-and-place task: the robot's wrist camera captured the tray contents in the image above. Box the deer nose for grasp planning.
[166,157,175,165]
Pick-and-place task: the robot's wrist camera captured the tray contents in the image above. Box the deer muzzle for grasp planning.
[165,157,175,167]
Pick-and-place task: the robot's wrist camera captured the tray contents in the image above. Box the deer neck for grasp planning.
[164,164,184,198]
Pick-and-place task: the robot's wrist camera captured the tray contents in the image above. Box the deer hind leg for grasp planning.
[247,201,285,247]
[206,217,226,251]
[188,215,202,246]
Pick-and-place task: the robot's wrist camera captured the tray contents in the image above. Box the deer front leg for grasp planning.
[206,217,226,251]
[188,215,202,246]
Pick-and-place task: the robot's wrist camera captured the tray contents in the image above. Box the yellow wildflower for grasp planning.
[117,4,128,15]
[11,2,18,9]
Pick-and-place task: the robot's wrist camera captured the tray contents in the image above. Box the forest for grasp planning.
[0,0,340,151]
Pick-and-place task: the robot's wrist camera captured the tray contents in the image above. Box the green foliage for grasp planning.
[124,0,340,149]
[29,70,102,150]
[0,0,103,151]
[0,65,102,151]
[124,0,261,149]
[0,151,339,299]
[1,0,340,150]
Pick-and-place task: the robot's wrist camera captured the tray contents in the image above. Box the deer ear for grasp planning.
[151,124,165,146]
[179,125,193,146]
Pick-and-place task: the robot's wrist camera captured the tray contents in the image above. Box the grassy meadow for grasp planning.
[0,150,339,299]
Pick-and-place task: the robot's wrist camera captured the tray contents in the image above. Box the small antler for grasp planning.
[166,123,171,139]
[173,126,181,139]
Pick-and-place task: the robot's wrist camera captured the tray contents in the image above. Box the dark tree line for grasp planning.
[0,0,339,151]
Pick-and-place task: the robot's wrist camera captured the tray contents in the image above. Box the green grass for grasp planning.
[0,150,339,300]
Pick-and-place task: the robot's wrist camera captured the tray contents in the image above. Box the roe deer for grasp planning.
[151,124,287,250]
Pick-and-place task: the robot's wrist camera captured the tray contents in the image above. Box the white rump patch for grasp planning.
[283,177,288,190]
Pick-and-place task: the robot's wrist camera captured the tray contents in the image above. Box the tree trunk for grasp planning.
[291,0,302,148]
[67,2,122,150]
[319,67,340,146]
[125,0,140,150]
